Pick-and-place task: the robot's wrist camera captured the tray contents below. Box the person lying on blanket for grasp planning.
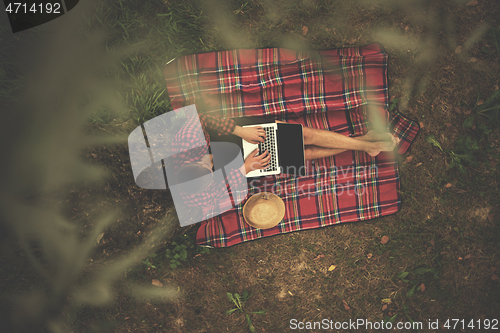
[170,112,399,222]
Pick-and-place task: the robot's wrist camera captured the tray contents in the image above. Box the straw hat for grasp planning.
[243,192,285,229]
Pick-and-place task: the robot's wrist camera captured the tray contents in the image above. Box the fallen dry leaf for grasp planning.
[464,254,472,259]
[416,162,423,167]
[444,123,452,127]
[328,265,337,271]
[455,46,462,54]
[458,256,463,260]
[420,283,426,292]
[314,254,325,260]
[347,37,357,45]
[495,85,499,91]
[469,57,477,63]
[454,106,462,114]
[477,99,484,106]
[342,300,351,311]
[404,155,413,163]
[419,121,424,129]
[465,0,478,6]
[382,304,388,311]
[288,290,294,296]
[302,26,308,35]
[463,109,472,115]
[382,298,392,304]
[152,279,163,287]
[445,183,452,188]
[96,232,104,244]
[367,253,373,259]
[124,317,129,320]
[380,235,389,245]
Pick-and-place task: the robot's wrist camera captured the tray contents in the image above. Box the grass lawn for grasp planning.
[0,0,499,332]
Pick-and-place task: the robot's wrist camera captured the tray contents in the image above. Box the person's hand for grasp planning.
[235,126,266,144]
[244,149,271,174]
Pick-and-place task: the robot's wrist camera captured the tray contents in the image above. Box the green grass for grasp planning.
[1,0,499,332]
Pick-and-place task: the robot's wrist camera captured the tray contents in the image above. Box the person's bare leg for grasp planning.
[304,146,347,160]
[302,127,398,157]
[303,131,401,159]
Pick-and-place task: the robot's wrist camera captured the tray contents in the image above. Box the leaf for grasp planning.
[407,284,417,297]
[404,155,413,163]
[425,135,443,151]
[251,309,268,315]
[347,37,357,45]
[414,267,429,275]
[463,116,474,128]
[382,304,388,311]
[380,235,389,244]
[227,292,236,303]
[96,232,104,244]
[226,308,239,315]
[328,265,337,271]
[444,123,452,127]
[397,271,410,280]
[302,26,308,35]
[419,121,424,128]
[469,57,478,63]
[445,183,452,188]
[420,283,426,292]
[246,314,255,333]
[465,0,478,6]
[342,300,351,311]
[455,45,462,53]
[313,254,325,260]
[151,279,162,287]
[235,293,242,308]
[367,253,373,259]
[382,298,392,303]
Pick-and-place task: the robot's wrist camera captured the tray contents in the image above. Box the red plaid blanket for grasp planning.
[164,43,419,247]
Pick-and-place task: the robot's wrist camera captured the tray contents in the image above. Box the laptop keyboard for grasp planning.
[259,126,278,173]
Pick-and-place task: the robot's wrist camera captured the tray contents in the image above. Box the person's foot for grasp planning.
[364,135,400,157]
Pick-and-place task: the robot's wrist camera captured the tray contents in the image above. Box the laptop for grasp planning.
[241,122,306,177]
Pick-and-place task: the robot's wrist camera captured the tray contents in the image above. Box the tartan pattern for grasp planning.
[390,109,420,154]
[171,114,236,170]
[164,43,418,247]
